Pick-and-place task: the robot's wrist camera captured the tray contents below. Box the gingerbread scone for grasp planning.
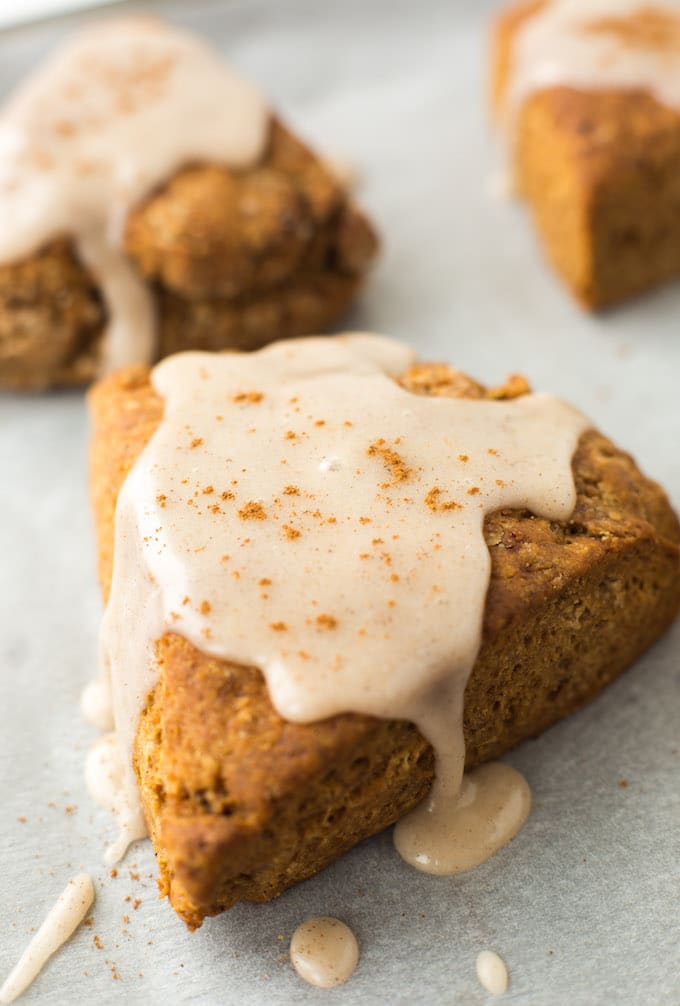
[492,0,680,308]
[0,19,378,391]
[85,334,680,930]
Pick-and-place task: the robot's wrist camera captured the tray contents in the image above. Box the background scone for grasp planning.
[0,20,378,391]
[89,351,680,931]
[492,1,680,309]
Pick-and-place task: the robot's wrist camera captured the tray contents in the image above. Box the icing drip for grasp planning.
[95,333,590,871]
[80,673,114,732]
[0,875,94,1004]
[85,733,147,864]
[0,17,269,371]
[394,763,531,875]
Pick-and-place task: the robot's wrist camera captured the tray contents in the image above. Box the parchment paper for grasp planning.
[0,1,678,1003]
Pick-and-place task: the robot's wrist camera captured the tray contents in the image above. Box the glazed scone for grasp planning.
[492,1,680,308]
[0,21,378,391]
[88,344,680,930]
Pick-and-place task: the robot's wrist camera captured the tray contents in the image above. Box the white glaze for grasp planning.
[476,949,509,996]
[80,674,114,732]
[503,0,680,130]
[290,917,359,988]
[0,17,269,371]
[84,733,147,863]
[96,332,589,871]
[0,874,94,1004]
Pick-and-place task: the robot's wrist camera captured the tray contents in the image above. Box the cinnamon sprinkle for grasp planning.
[232,390,264,403]
[366,438,413,483]
[316,613,338,630]
[424,486,463,512]
[238,501,267,520]
[584,7,680,52]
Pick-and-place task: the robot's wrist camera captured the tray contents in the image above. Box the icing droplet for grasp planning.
[476,950,509,996]
[290,917,359,989]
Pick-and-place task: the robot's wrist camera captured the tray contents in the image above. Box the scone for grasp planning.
[492,1,680,308]
[88,335,680,930]
[0,19,378,391]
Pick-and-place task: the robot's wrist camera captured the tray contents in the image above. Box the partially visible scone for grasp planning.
[492,1,680,308]
[0,119,377,391]
[89,360,680,929]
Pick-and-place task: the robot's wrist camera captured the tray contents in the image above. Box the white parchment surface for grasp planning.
[0,1,678,1003]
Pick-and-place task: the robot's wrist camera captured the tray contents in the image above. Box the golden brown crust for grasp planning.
[89,361,680,929]
[0,240,105,391]
[124,120,373,300]
[0,119,378,391]
[492,2,680,307]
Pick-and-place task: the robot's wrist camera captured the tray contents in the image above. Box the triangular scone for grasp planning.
[492,1,680,308]
[89,361,680,929]
[0,16,377,394]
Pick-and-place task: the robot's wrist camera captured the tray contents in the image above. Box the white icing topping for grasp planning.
[0,874,94,1004]
[0,17,269,371]
[80,674,114,732]
[290,917,359,988]
[476,949,509,996]
[96,333,590,871]
[84,733,146,863]
[502,0,680,129]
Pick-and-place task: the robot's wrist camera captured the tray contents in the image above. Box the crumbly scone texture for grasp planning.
[0,119,378,390]
[492,1,680,308]
[89,361,680,930]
